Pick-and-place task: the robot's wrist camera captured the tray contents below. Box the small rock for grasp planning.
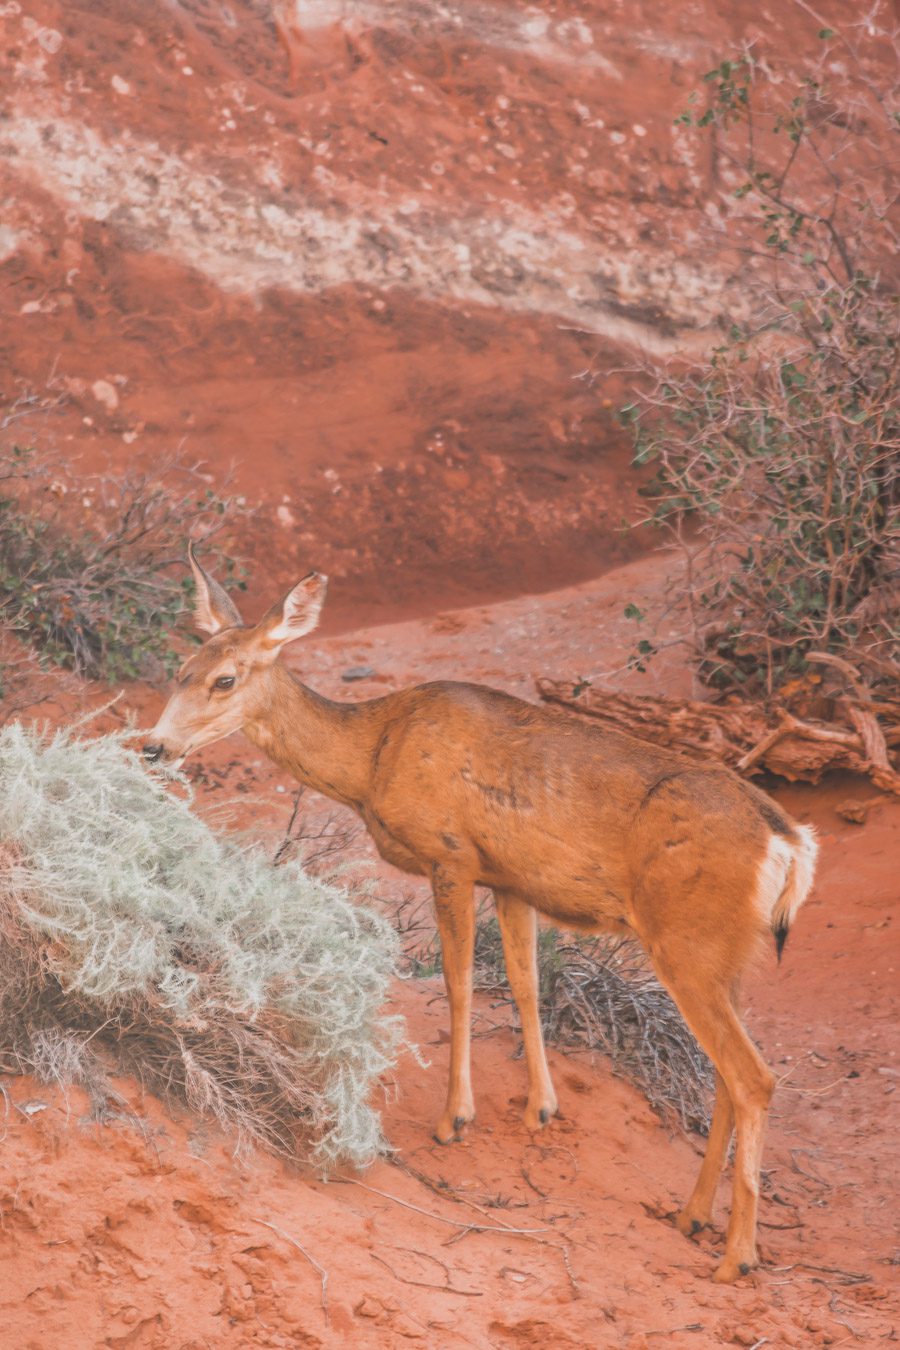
[37,27,63,54]
[91,379,119,412]
[342,666,375,683]
[835,799,870,824]
[20,1100,48,1116]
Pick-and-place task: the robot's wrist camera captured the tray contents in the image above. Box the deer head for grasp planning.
[143,544,328,766]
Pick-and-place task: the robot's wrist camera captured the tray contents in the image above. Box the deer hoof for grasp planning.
[713,1256,756,1284]
[675,1208,708,1238]
[434,1109,474,1144]
[524,1100,558,1132]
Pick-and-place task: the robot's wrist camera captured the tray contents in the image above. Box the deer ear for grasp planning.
[259,572,328,649]
[188,542,243,635]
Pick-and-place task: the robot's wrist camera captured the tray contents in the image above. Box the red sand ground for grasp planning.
[1,2,898,1345]
[0,562,897,1349]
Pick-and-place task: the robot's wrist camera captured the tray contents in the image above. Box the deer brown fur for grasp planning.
[145,550,818,1283]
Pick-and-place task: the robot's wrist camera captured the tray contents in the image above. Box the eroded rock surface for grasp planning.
[0,0,869,622]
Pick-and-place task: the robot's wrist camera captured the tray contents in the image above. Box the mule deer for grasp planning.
[144,548,817,1283]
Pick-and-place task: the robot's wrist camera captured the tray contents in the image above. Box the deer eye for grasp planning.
[213,675,236,691]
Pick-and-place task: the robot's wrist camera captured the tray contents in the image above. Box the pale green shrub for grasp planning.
[0,721,402,1169]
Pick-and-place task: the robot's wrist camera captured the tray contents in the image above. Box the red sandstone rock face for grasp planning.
[1,0,878,625]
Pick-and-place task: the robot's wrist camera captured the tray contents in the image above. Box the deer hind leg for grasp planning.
[675,1069,734,1236]
[432,865,476,1143]
[643,941,774,1282]
[494,891,558,1131]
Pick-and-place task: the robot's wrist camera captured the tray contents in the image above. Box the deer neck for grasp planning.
[242,663,377,810]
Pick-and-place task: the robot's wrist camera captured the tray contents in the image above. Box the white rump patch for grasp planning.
[755,824,819,932]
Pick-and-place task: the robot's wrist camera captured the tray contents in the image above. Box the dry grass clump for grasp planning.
[0,721,402,1169]
[474,918,712,1133]
[540,940,713,1134]
[394,895,713,1134]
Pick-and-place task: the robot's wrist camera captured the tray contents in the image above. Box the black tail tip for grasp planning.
[774,923,789,963]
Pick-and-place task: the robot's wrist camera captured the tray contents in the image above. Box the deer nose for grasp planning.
[143,743,165,764]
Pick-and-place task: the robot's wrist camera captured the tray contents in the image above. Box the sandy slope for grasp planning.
[1,559,897,1349]
[1,3,897,1343]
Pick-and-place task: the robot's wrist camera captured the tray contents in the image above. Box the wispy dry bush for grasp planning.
[272,785,362,875]
[0,721,403,1168]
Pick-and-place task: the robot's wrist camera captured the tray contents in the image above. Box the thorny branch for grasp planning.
[613,21,898,707]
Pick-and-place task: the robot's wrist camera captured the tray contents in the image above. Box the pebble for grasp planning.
[342,666,375,682]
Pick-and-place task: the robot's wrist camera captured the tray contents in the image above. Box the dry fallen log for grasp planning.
[536,678,900,796]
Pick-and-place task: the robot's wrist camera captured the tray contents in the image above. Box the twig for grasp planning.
[0,1081,10,1145]
[521,1164,548,1198]
[827,1290,863,1340]
[779,1075,846,1097]
[369,1247,483,1297]
[358,1168,582,1299]
[736,711,797,771]
[392,1157,538,1231]
[538,678,900,796]
[272,785,360,872]
[0,392,67,431]
[557,1241,581,1299]
[789,1149,831,1187]
[771,1261,870,1284]
[273,788,305,866]
[249,1217,329,1323]
[336,1177,549,1236]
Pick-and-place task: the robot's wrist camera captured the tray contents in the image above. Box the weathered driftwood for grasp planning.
[536,669,900,797]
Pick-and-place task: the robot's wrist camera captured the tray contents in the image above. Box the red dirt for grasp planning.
[1,565,898,1349]
[1,2,898,1346]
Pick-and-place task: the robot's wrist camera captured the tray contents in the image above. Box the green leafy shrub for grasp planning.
[0,446,244,685]
[0,721,403,1168]
[623,39,899,696]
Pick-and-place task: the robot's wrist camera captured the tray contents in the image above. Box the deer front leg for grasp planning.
[494,890,558,1131]
[431,865,476,1143]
